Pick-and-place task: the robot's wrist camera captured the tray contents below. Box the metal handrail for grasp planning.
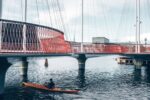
[0,19,64,35]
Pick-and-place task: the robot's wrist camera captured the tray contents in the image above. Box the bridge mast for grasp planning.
[0,0,2,19]
[0,0,2,51]
[136,0,141,53]
[138,0,141,53]
[24,0,27,22]
[135,0,138,53]
[23,0,27,51]
[81,0,84,53]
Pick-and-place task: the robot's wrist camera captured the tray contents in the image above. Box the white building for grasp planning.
[92,37,109,44]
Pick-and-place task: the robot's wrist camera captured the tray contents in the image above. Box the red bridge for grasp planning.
[0,19,149,54]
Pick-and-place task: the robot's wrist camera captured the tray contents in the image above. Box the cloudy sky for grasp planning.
[1,0,150,43]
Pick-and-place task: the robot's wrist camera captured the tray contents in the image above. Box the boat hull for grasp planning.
[22,82,79,94]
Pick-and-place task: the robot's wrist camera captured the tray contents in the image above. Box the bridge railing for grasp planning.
[0,19,150,54]
[70,42,150,54]
[0,19,71,54]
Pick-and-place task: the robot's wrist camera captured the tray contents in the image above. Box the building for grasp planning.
[92,37,109,44]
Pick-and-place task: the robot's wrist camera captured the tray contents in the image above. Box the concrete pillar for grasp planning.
[0,58,11,95]
[21,57,28,82]
[145,62,150,82]
[133,59,143,69]
[132,59,143,82]
[76,54,86,88]
[77,54,87,70]
[133,66,141,82]
[77,68,85,88]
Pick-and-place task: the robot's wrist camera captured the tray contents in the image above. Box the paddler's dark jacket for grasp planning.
[48,81,55,89]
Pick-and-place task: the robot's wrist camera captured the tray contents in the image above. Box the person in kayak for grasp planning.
[47,78,55,89]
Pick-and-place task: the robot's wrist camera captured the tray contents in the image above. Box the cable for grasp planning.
[56,0,63,31]
[99,0,109,37]
[46,0,53,27]
[51,0,60,29]
[35,0,40,24]
[56,0,68,40]
[59,0,69,40]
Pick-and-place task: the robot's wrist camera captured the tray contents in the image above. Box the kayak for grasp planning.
[22,82,79,94]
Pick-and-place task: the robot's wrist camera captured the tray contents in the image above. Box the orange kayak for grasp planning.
[22,82,79,94]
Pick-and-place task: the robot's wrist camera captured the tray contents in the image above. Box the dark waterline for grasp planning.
[2,55,150,100]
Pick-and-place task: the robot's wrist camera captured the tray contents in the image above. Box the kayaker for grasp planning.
[47,78,55,89]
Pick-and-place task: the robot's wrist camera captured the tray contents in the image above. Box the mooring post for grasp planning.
[45,58,48,67]
[0,58,11,95]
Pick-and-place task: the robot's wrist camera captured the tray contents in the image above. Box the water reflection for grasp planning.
[4,56,150,100]
[133,66,141,82]
[3,87,59,100]
[145,66,150,83]
[0,94,4,100]
[77,69,86,88]
[21,75,28,83]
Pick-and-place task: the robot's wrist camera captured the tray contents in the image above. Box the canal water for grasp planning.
[2,55,150,100]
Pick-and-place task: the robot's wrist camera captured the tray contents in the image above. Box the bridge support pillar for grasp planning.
[0,58,11,95]
[133,59,143,81]
[145,62,150,82]
[77,68,85,88]
[133,66,141,82]
[21,57,28,82]
[77,54,87,70]
[76,54,86,88]
[133,59,143,69]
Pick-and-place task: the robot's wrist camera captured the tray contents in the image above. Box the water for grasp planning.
[2,55,150,100]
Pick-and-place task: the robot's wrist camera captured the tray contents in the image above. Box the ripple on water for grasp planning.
[3,56,150,100]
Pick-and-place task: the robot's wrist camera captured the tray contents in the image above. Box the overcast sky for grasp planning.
[1,0,150,43]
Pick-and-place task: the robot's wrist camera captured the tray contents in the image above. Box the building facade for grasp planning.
[92,37,109,44]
